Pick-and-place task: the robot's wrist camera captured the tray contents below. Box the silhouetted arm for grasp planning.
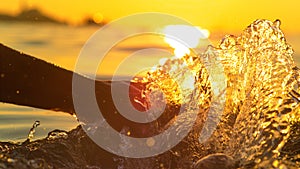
[0,43,94,114]
[0,44,177,137]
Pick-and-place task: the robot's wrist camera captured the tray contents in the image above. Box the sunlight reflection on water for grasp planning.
[0,21,300,142]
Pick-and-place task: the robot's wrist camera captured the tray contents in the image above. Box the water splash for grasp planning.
[142,19,300,168]
[0,20,299,168]
[26,120,40,142]
[47,129,68,140]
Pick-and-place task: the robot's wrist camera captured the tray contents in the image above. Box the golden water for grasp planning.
[0,20,299,169]
[142,19,300,168]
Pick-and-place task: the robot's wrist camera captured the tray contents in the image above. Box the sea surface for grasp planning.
[0,21,175,142]
[0,20,300,168]
[0,22,97,142]
[0,21,222,142]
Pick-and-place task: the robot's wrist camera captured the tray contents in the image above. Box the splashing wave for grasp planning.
[1,19,300,169]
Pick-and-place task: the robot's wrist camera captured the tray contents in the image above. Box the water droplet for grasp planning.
[27,121,40,141]
[219,35,236,49]
[47,130,68,140]
[274,19,281,28]
[272,160,279,167]
[255,158,261,163]
[146,137,155,147]
[7,158,15,163]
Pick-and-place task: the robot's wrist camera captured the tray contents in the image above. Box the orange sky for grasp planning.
[1,0,300,75]
[1,0,300,32]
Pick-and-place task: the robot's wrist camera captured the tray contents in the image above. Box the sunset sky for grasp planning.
[1,0,300,32]
[1,0,300,75]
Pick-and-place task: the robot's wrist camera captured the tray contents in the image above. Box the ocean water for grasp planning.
[1,20,300,168]
[0,21,173,142]
[0,21,213,142]
[0,22,97,142]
